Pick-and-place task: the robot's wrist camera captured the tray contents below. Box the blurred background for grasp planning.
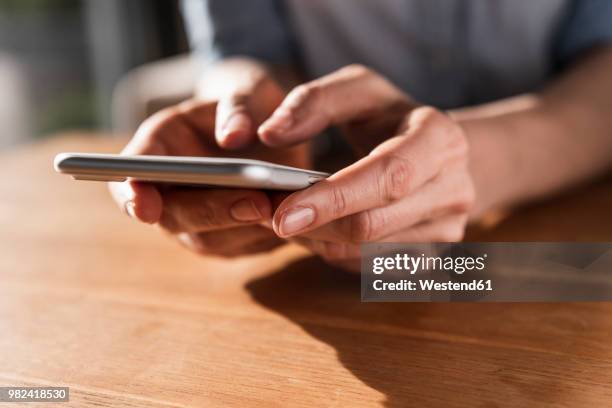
[0,0,191,149]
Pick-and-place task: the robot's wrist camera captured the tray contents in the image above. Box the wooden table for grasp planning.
[1,134,612,407]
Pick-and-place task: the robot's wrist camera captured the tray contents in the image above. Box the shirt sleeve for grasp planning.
[555,0,612,65]
[180,0,295,65]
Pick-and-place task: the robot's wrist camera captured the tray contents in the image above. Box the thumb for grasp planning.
[215,93,255,149]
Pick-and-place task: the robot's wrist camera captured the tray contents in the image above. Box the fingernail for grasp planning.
[124,200,136,218]
[279,207,315,236]
[263,109,293,133]
[230,199,262,222]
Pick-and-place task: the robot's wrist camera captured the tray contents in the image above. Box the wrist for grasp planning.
[456,113,533,219]
[455,105,564,219]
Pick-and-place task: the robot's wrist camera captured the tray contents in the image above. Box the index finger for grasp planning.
[271,108,465,238]
[258,64,411,147]
[272,139,414,238]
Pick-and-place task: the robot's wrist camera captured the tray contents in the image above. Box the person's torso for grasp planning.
[284,0,570,108]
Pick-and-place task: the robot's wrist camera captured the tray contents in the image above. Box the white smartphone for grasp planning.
[54,152,329,191]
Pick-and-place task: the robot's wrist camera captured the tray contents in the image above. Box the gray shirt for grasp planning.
[181,0,612,108]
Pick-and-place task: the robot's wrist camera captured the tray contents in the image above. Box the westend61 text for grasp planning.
[373,279,493,292]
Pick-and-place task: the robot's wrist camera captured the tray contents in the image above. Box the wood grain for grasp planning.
[1,134,612,407]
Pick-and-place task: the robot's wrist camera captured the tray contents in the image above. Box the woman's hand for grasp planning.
[258,65,475,270]
[109,61,307,257]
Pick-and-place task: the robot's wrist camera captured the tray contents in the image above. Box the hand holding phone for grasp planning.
[93,96,311,258]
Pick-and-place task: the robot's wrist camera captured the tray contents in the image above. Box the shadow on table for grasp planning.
[246,255,600,407]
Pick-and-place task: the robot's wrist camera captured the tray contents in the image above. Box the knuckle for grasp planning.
[431,111,466,148]
[445,189,475,216]
[459,190,476,213]
[449,199,473,215]
[342,63,371,78]
[351,212,373,242]
[412,106,445,127]
[189,201,219,229]
[284,84,324,120]
[163,194,220,232]
[379,154,413,202]
[350,210,384,242]
[290,84,320,107]
[449,176,476,214]
[329,185,349,218]
[411,107,469,161]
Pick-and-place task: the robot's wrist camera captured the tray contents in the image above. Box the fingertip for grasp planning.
[129,182,163,224]
[269,189,320,238]
[218,129,252,150]
[259,109,322,148]
[216,112,253,149]
[257,125,283,147]
[258,110,294,147]
[248,190,273,219]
